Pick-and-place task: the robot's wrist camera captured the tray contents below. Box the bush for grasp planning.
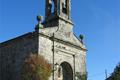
[75,72,87,80]
[21,54,52,80]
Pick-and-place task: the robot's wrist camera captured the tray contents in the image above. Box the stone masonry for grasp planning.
[0,0,87,80]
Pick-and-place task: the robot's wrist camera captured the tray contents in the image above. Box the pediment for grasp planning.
[39,27,86,50]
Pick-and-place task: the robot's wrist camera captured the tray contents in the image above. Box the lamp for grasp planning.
[53,63,59,71]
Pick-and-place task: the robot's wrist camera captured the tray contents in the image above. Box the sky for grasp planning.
[0,0,120,80]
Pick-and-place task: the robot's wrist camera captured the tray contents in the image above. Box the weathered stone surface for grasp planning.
[0,0,87,80]
[0,32,38,80]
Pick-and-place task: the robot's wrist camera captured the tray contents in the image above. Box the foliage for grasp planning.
[75,72,87,80]
[21,54,52,80]
[106,63,120,80]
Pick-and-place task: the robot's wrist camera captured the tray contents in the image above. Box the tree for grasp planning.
[21,54,52,80]
[106,63,120,80]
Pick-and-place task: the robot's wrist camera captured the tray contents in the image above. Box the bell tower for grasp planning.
[44,0,73,28]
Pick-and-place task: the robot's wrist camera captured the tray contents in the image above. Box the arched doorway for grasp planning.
[60,62,73,80]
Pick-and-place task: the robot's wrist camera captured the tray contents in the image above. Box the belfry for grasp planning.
[44,0,72,28]
[0,0,87,80]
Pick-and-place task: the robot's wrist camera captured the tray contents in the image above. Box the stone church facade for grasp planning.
[0,0,87,80]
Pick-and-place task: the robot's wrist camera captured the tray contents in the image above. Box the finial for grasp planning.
[37,15,43,24]
[79,34,84,44]
[35,15,43,31]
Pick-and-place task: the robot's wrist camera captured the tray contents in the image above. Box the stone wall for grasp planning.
[0,32,38,80]
[37,31,86,80]
[0,29,86,80]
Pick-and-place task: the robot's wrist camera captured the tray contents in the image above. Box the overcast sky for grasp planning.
[0,0,120,80]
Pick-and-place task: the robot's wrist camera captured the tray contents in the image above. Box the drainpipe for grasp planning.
[73,55,75,80]
[52,33,55,80]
